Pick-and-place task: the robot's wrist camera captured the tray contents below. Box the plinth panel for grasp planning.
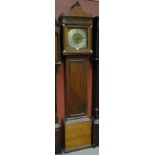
[64,118,92,152]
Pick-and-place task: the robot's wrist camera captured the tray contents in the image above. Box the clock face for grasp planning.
[67,28,88,50]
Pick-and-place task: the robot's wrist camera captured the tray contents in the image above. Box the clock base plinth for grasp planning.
[64,117,92,152]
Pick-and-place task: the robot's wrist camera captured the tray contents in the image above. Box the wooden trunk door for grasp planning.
[65,59,88,117]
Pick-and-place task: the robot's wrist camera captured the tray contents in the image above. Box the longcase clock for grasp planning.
[59,2,93,152]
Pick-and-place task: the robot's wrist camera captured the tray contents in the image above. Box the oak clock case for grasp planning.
[55,20,62,154]
[59,2,93,152]
[59,2,93,55]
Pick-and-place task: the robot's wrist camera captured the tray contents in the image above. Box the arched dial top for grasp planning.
[67,28,88,50]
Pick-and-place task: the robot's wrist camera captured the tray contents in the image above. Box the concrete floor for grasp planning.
[56,147,99,155]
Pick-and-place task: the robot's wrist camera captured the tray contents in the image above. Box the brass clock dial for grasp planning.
[67,28,88,50]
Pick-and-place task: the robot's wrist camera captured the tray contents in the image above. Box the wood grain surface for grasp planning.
[65,120,92,149]
[65,59,89,117]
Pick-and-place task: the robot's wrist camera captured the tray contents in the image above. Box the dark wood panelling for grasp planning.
[55,20,62,154]
[92,16,99,119]
[92,120,99,146]
[92,16,99,147]
[92,62,99,119]
[55,124,62,154]
[65,59,88,117]
[92,16,99,60]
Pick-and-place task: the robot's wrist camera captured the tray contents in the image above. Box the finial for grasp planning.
[71,1,80,9]
[76,1,79,5]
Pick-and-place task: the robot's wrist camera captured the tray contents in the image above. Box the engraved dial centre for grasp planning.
[67,28,87,50]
